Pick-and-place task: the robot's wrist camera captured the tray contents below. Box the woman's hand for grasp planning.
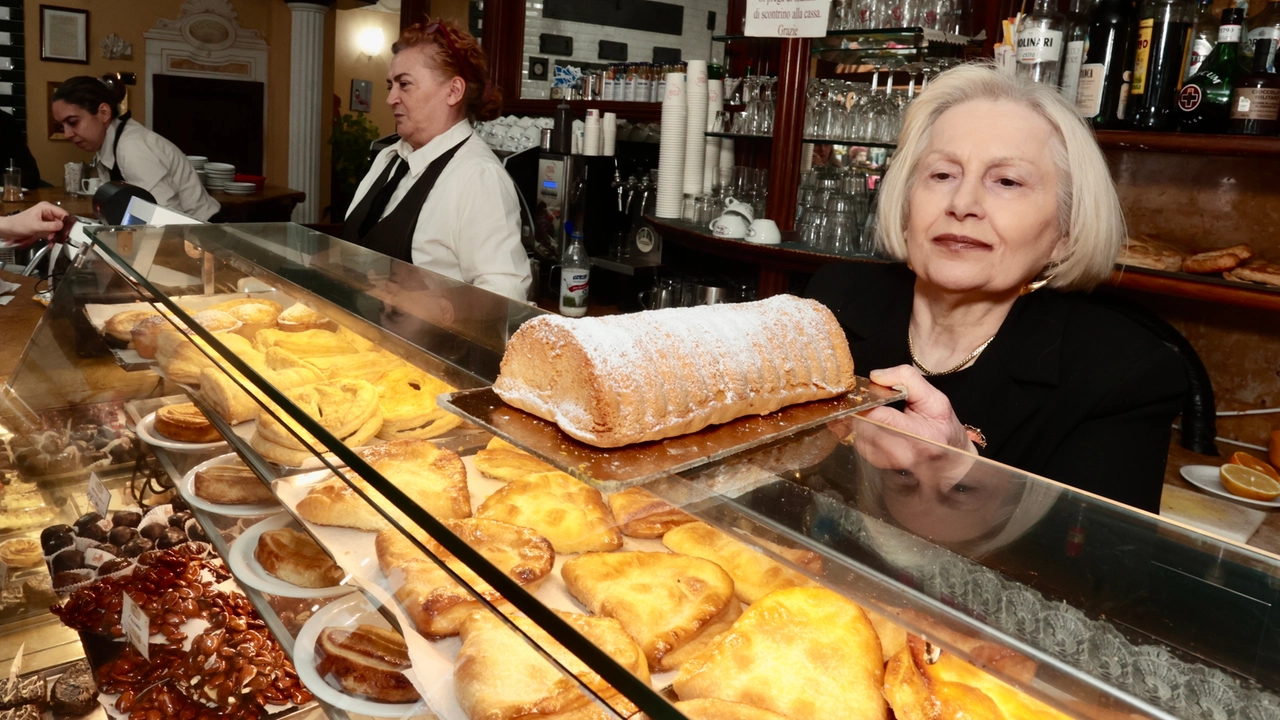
[0,203,73,247]
[863,365,975,453]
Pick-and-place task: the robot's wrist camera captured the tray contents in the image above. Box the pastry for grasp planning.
[104,308,159,343]
[295,439,471,530]
[0,586,25,622]
[455,610,650,720]
[206,297,284,315]
[1182,243,1254,274]
[153,402,220,443]
[645,699,791,720]
[252,328,356,357]
[673,587,886,720]
[608,486,695,538]
[0,675,44,710]
[50,660,97,717]
[374,365,464,440]
[315,624,419,703]
[191,309,242,334]
[1117,234,1185,272]
[306,352,402,383]
[476,471,622,554]
[193,462,274,504]
[493,295,857,447]
[0,538,42,568]
[376,519,553,637]
[1225,259,1280,287]
[223,301,282,339]
[130,314,179,358]
[198,353,321,426]
[884,635,1071,720]
[663,522,816,605]
[472,435,556,482]
[254,528,344,588]
[0,508,56,535]
[561,551,740,671]
[156,329,260,386]
[252,378,383,462]
[21,576,57,610]
[277,303,337,332]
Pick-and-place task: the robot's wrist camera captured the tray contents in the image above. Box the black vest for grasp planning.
[341,136,469,263]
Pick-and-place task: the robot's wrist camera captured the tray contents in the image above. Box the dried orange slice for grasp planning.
[1220,464,1280,501]
[1228,451,1280,482]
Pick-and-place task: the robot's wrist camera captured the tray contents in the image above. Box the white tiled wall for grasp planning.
[520,0,729,99]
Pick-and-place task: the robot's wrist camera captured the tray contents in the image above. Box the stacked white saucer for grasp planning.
[223,181,257,195]
[203,162,236,191]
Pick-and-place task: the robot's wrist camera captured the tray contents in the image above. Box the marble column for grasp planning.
[287,2,330,224]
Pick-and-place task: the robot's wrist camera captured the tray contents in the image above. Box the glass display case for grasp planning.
[2,222,1279,720]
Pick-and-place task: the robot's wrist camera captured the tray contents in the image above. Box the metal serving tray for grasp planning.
[438,376,904,489]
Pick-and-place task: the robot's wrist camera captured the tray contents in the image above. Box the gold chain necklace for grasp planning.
[908,330,996,377]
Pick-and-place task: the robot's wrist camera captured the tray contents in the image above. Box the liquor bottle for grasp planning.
[1245,0,1280,72]
[1186,0,1219,76]
[1017,0,1067,85]
[1078,0,1139,126]
[1128,0,1196,131]
[559,227,590,317]
[1229,38,1280,134]
[1178,8,1244,132]
[1061,0,1094,103]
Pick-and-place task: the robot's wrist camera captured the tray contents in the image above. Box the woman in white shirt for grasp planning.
[343,19,531,302]
[51,76,219,221]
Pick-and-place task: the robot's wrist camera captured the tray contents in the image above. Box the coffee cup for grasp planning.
[746,218,782,245]
[709,213,749,239]
[81,177,102,195]
[723,197,755,223]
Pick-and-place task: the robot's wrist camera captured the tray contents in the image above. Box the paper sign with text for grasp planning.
[122,592,150,660]
[87,472,111,518]
[744,0,830,38]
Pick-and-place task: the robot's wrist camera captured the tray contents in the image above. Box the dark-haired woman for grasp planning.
[343,19,530,301]
[51,76,219,221]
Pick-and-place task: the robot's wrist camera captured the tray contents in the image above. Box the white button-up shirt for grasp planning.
[347,120,531,302]
[94,118,220,222]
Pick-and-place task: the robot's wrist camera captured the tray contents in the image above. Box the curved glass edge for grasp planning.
[85,228,677,720]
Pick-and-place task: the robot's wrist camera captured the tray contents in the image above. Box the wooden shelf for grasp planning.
[1095,130,1280,157]
[503,99,663,123]
[1106,267,1280,312]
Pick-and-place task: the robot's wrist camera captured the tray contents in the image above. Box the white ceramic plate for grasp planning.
[294,594,427,717]
[136,411,227,452]
[227,514,357,599]
[180,453,283,517]
[1180,464,1280,509]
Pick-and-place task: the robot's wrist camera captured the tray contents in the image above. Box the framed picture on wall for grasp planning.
[40,5,88,64]
[351,79,372,113]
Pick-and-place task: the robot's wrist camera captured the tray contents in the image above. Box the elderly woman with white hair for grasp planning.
[807,64,1186,513]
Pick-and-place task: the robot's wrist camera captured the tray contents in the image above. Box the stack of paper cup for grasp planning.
[682,60,709,197]
[703,78,724,194]
[602,112,617,156]
[800,142,815,175]
[584,109,602,156]
[719,138,735,190]
[655,72,687,218]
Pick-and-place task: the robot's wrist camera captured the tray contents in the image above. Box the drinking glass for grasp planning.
[823,212,860,254]
[798,208,829,247]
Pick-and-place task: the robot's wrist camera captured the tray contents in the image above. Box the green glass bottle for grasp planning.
[1177,7,1245,132]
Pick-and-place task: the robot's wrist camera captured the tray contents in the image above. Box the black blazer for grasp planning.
[806,262,1188,513]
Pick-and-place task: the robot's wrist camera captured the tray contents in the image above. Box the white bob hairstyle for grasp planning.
[875,63,1126,292]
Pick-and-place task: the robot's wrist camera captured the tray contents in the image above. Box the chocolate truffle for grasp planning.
[107,526,138,547]
[52,570,90,591]
[97,558,132,576]
[96,543,121,559]
[75,521,107,544]
[40,527,73,556]
[72,512,103,533]
[185,520,208,543]
[121,538,153,558]
[168,511,192,529]
[112,510,142,528]
[169,496,188,513]
[50,549,84,574]
[155,527,187,550]
[139,523,166,541]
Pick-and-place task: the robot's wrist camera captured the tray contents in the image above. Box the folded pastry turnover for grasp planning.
[376,519,553,638]
[673,587,886,720]
[455,610,650,720]
[472,436,556,482]
[252,378,383,465]
[476,471,621,554]
[662,522,816,605]
[253,328,357,358]
[374,365,463,441]
[608,486,695,539]
[562,551,740,671]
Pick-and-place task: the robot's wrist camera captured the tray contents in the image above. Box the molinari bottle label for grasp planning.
[1231,87,1280,119]
[1076,63,1105,115]
[1132,18,1156,95]
[1018,28,1065,64]
[560,268,590,316]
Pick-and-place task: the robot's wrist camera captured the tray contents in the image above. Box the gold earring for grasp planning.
[1021,263,1059,296]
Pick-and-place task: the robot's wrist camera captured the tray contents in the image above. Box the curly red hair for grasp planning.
[393,18,502,122]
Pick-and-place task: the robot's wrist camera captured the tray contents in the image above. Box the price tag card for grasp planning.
[84,547,114,569]
[744,0,829,38]
[87,472,111,518]
[122,592,150,660]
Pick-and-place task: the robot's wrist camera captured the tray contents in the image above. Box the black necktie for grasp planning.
[358,157,410,239]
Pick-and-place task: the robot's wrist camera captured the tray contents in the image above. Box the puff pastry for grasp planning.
[374,365,464,440]
[883,635,1071,720]
[255,528,345,588]
[206,297,284,314]
[191,309,242,334]
[473,435,556,482]
[376,519,553,638]
[316,624,419,703]
[673,587,886,720]
[295,439,471,530]
[193,462,274,504]
[104,308,159,343]
[306,352,402,383]
[130,314,178,358]
[476,471,621,554]
[253,378,383,461]
[253,328,356,357]
[608,486,695,539]
[562,551,739,671]
[662,522,816,605]
[153,402,219,443]
[223,301,281,339]
[277,303,337,332]
[456,610,650,720]
[155,329,260,386]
